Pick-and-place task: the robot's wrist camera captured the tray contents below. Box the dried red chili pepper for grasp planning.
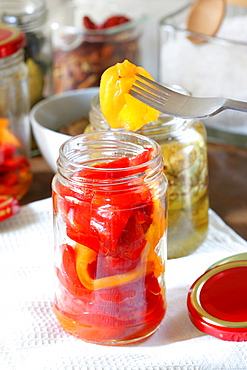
[101,15,130,28]
[83,16,97,30]
[83,15,130,30]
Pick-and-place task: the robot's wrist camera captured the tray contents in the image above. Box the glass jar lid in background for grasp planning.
[0,23,26,57]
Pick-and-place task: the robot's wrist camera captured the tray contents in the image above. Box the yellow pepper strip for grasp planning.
[100,59,160,131]
[75,243,147,291]
[146,198,167,248]
[145,197,167,278]
[0,117,21,147]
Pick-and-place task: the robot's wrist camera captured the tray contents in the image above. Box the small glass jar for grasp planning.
[0,0,51,106]
[49,1,146,94]
[89,94,209,259]
[52,131,168,345]
[0,24,32,200]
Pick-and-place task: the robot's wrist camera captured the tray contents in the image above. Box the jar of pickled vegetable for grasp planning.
[52,131,168,345]
[89,94,209,259]
[0,24,32,200]
[50,1,146,94]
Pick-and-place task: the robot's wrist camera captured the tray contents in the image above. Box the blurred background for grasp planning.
[47,0,187,80]
[47,0,247,146]
[1,0,246,238]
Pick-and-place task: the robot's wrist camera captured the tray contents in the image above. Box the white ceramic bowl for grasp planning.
[30,87,98,172]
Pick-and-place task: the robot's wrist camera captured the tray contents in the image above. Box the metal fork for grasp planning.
[130,75,247,119]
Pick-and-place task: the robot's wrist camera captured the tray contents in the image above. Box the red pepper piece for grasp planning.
[95,252,141,279]
[55,148,154,254]
[0,155,29,173]
[116,211,147,260]
[0,171,19,186]
[83,16,97,30]
[83,15,130,30]
[101,15,130,29]
[77,147,152,181]
[0,143,16,164]
[66,228,105,254]
[57,244,95,298]
[89,202,133,252]
[146,273,161,296]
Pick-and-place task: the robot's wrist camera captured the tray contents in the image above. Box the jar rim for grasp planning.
[0,0,47,31]
[57,131,164,186]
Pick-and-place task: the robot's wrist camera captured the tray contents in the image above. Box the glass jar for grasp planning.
[52,131,168,345]
[89,94,209,259]
[49,1,146,94]
[0,24,32,200]
[159,3,247,142]
[0,0,51,106]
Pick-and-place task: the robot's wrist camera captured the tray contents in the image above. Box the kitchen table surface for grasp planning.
[20,140,247,241]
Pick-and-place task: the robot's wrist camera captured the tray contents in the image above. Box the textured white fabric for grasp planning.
[0,198,247,370]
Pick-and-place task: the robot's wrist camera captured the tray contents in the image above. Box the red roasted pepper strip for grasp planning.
[55,147,154,254]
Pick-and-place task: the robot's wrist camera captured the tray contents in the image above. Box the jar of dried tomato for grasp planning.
[0,24,32,200]
[50,1,146,94]
[52,131,168,345]
[89,94,209,259]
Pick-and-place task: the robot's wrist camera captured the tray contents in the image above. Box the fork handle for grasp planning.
[226,99,247,113]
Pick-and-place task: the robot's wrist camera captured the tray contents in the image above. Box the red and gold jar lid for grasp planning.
[0,195,20,222]
[187,253,247,341]
[0,23,26,58]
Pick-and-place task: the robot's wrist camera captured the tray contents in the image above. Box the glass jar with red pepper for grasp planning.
[0,24,32,201]
[52,131,168,345]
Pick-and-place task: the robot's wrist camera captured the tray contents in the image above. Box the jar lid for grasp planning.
[0,195,20,222]
[0,24,26,58]
[187,254,247,341]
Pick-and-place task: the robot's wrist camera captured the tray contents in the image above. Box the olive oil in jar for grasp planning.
[146,117,209,258]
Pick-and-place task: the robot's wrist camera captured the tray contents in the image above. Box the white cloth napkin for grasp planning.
[0,198,247,370]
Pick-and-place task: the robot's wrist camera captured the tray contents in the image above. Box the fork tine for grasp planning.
[131,74,247,119]
[129,88,169,115]
[135,75,173,97]
[131,74,192,117]
[134,76,171,100]
[131,84,168,104]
